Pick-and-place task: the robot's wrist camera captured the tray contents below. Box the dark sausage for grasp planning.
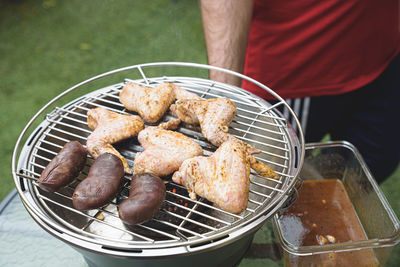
[38,141,87,192]
[118,173,166,225]
[72,153,124,210]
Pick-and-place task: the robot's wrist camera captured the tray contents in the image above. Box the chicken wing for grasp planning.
[172,140,251,214]
[120,82,200,124]
[170,97,235,144]
[172,139,278,214]
[134,119,203,177]
[86,107,144,174]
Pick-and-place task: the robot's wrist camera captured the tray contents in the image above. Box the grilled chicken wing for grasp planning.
[172,139,278,214]
[172,140,251,214]
[86,107,144,174]
[170,97,236,145]
[134,119,203,177]
[120,82,200,124]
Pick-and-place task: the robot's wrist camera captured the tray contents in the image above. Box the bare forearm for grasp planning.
[200,0,253,86]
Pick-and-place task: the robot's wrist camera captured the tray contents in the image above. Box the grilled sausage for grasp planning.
[118,173,166,225]
[38,141,87,192]
[72,153,124,210]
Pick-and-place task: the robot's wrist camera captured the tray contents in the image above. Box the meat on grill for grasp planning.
[86,107,144,174]
[172,139,252,214]
[73,153,125,211]
[118,173,166,225]
[134,119,203,177]
[170,97,259,154]
[38,141,87,192]
[172,138,279,214]
[119,82,200,124]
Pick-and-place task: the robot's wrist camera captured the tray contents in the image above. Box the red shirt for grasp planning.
[243,0,400,99]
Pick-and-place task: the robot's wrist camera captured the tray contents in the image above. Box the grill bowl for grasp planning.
[12,62,304,266]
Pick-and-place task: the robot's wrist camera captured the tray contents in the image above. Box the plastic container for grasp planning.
[273,141,400,266]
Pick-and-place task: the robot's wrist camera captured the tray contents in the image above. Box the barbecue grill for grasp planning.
[12,62,304,267]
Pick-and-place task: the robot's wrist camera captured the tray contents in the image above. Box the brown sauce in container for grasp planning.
[280,179,379,266]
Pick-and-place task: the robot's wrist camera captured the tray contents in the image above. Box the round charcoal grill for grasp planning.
[12,62,304,267]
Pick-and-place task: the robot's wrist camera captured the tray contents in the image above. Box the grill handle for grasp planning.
[277,178,303,216]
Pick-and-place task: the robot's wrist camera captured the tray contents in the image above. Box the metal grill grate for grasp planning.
[12,63,304,252]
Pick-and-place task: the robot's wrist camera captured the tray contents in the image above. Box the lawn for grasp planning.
[1,0,399,266]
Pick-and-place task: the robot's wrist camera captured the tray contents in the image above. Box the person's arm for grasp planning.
[200,0,254,87]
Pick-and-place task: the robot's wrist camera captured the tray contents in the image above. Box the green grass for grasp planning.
[1,0,399,265]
